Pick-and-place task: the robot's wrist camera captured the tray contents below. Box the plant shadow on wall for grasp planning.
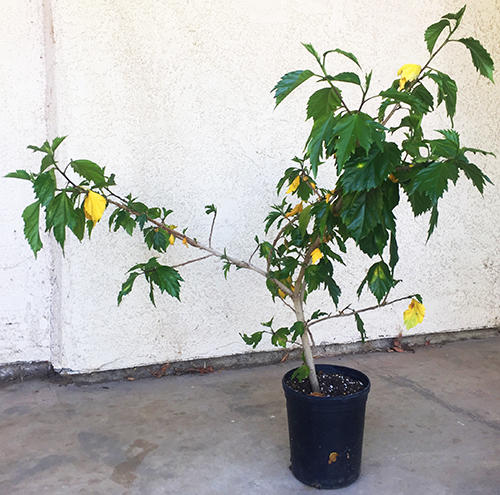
[6,6,495,489]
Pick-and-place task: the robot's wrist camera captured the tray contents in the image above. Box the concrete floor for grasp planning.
[1,337,499,495]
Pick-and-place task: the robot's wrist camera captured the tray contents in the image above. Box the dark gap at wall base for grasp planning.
[1,327,499,386]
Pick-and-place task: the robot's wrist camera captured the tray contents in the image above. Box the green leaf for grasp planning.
[149,265,184,300]
[442,5,466,23]
[241,331,264,349]
[340,142,400,193]
[306,113,338,176]
[427,204,439,239]
[340,188,385,241]
[70,207,86,241]
[117,271,140,305]
[389,231,399,272]
[70,160,106,184]
[424,19,450,53]
[22,201,43,256]
[111,210,136,236]
[298,204,312,236]
[332,113,385,169]
[329,72,361,86]
[290,321,305,342]
[457,160,493,194]
[457,38,495,82]
[51,136,67,153]
[325,277,341,306]
[33,171,56,207]
[152,230,167,253]
[406,188,434,216]
[412,160,459,203]
[272,70,315,107]
[366,261,393,303]
[354,313,366,343]
[291,363,310,382]
[323,48,361,69]
[302,43,320,60]
[5,170,32,181]
[426,72,457,122]
[411,84,434,113]
[379,87,430,116]
[40,155,55,173]
[45,192,76,249]
[306,87,342,121]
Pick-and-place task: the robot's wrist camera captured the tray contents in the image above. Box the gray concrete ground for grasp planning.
[1,336,499,495]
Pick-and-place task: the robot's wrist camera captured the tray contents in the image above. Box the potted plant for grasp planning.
[6,6,494,489]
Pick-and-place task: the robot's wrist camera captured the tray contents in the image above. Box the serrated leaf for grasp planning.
[70,160,106,184]
[403,298,426,330]
[22,201,43,256]
[427,204,439,239]
[241,331,263,349]
[424,19,450,53]
[412,160,459,203]
[340,188,384,241]
[426,72,457,122]
[340,142,400,193]
[272,70,315,107]
[442,5,466,23]
[457,160,492,194]
[291,321,305,342]
[51,136,67,153]
[302,43,319,59]
[332,113,385,169]
[457,37,495,82]
[149,265,184,300]
[5,170,32,181]
[411,84,434,112]
[330,72,361,85]
[306,87,342,121]
[323,48,361,69]
[33,171,56,207]
[117,271,140,305]
[305,113,337,176]
[45,192,76,249]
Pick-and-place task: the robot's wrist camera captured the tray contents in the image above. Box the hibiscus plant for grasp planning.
[7,6,495,393]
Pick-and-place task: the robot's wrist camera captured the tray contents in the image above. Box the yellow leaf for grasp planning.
[286,176,301,194]
[285,202,303,218]
[311,248,323,265]
[403,299,426,330]
[169,234,175,245]
[182,237,188,247]
[83,191,107,225]
[397,63,421,90]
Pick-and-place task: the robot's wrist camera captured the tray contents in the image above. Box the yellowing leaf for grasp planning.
[397,63,421,90]
[403,299,426,330]
[286,176,301,194]
[83,190,107,225]
[285,202,303,218]
[311,248,323,264]
[278,276,294,298]
[182,237,188,247]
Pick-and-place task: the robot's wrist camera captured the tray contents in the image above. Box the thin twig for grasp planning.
[170,254,214,269]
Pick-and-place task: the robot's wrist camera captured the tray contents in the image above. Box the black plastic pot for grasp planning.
[282,364,371,489]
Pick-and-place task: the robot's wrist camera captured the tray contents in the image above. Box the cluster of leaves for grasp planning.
[7,137,185,305]
[241,5,494,356]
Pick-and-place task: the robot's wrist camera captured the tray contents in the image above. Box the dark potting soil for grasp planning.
[285,370,365,398]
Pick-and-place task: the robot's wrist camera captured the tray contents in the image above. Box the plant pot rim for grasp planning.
[282,363,371,402]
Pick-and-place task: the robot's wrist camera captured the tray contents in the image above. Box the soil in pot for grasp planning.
[284,370,365,397]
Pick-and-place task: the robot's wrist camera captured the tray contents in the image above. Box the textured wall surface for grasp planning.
[1,0,499,373]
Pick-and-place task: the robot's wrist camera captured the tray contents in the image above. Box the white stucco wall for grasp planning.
[1,0,499,373]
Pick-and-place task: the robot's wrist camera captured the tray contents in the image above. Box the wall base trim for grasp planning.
[1,327,499,385]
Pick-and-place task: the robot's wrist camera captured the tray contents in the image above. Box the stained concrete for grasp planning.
[1,337,499,494]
